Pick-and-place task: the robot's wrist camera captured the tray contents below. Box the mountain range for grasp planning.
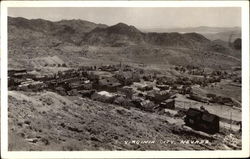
[8,16,241,70]
[142,26,241,42]
[9,17,212,49]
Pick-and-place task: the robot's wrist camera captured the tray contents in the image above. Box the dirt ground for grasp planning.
[8,91,241,151]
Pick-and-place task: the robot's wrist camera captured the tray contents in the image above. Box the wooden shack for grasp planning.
[184,108,220,134]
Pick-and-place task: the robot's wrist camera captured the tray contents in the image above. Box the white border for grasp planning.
[1,1,249,158]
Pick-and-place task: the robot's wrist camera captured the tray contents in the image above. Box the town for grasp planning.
[8,63,242,135]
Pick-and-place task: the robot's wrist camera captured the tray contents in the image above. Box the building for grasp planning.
[98,77,121,92]
[160,99,175,110]
[115,71,140,85]
[91,91,117,103]
[184,108,220,134]
[146,90,171,104]
[8,69,27,77]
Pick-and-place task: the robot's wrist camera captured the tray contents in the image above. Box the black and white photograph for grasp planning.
[1,0,250,158]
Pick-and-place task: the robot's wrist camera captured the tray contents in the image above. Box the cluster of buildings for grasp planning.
[9,64,232,134]
[8,64,178,111]
[174,65,241,85]
[8,63,240,108]
[8,64,238,110]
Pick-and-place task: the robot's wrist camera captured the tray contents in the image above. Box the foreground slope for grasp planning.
[8,91,241,150]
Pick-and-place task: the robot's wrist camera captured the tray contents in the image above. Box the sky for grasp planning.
[8,7,241,29]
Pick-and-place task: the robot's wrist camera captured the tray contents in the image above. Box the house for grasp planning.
[156,84,170,90]
[117,86,135,99]
[98,65,119,72]
[69,81,93,91]
[89,71,113,79]
[184,108,220,134]
[55,87,67,96]
[187,93,209,103]
[140,100,155,112]
[115,71,140,85]
[8,77,22,89]
[16,79,46,91]
[160,99,175,110]
[113,96,135,107]
[79,90,95,98]
[91,91,117,103]
[67,89,78,96]
[8,69,27,77]
[146,90,171,104]
[98,77,121,92]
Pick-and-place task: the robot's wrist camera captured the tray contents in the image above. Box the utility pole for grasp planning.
[228,32,235,48]
[220,104,222,113]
